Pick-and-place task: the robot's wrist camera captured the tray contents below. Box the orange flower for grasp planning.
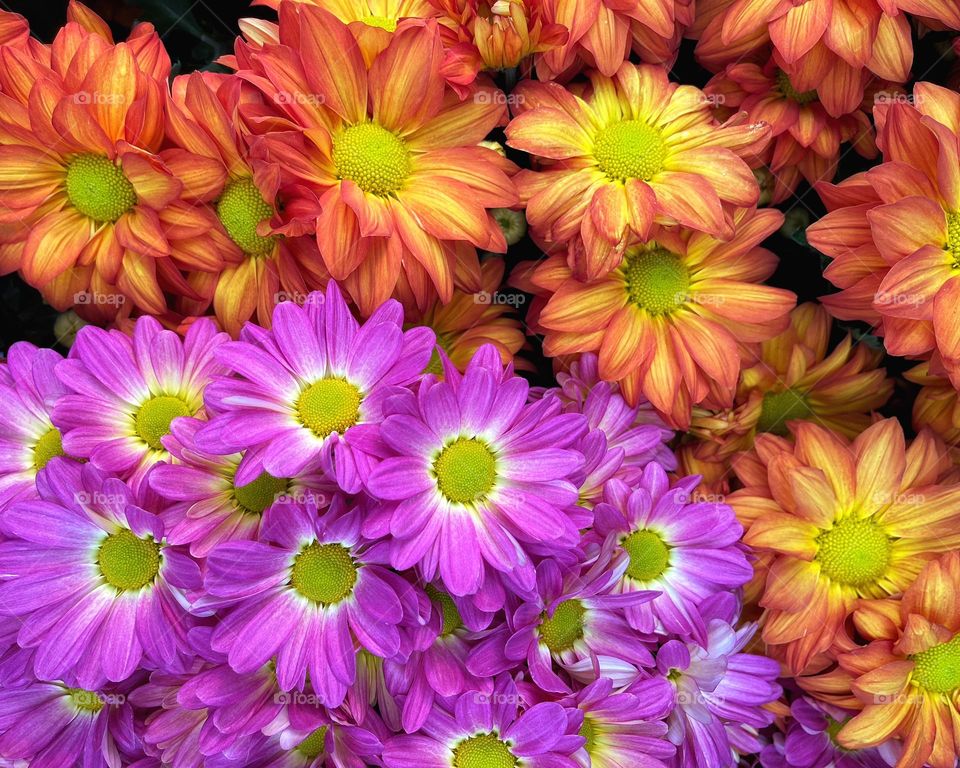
[807,83,960,388]
[728,419,960,675]
[236,6,518,316]
[505,64,770,281]
[514,207,796,427]
[906,362,960,463]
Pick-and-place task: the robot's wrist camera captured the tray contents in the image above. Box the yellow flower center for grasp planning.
[233,471,288,514]
[296,726,329,759]
[911,634,960,694]
[290,542,357,605]
[580,716,599,754]
[539,599,586,653]
[815,518,891,587]
[65,154,137,223]
[296,378,362,439]
[433,437,497,504]
[97,529,161,591]
[332,122,411,197]
[623,529,671,581]
[944,211,960,265]
[452,733,517,768]
[66,688,105,714]
[135,395,192,451]
[217,177,278,257]
[776,70,817,105]
[594,120,667,182]
[756,389,813,436]
[33,428,65,471]
[426,584,463,635]
[623,247,690,315]
[362,15,398,30]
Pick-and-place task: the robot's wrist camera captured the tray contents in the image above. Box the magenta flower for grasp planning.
[196,283,434,492]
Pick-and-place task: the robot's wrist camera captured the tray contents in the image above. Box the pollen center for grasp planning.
[623,247,689,315]
[452,733,517,768]
[426,584,463,635]
[594,120,667,182]
[332,122,411,196]
[217,177,278,257]
[135,395,192,450]
[97,529,161,591]
[776,70,818,105]
[296,378,362,438]
[580,716,599,753]
[33,428,64,471]
[815,518,891,587]
[756,389,813,436]
[291,542,357,605]
[433,437,497,504]
[66,688,105,714]
[945,211,960,264]
[296,726,329,759]
[65,154,137,223]
[623,529,671,581]
[233,471,288,514]
[911,634,960,693]
[539,599,586,653]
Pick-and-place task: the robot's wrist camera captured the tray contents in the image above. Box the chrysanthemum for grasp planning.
[196,283,433,492]
[729,418,960,674]
[808,83,960,388]
[505,64,770,280]
[0,342,71,511]
[591,465,753,641]
[52,316,228,491]
[217,721,385,768]
[202,500,416,705]
[365,345,586,604]
[382,675,582,768]
[518,209,795,426]
[236,6,518,314]
[907,363,960,462]
[0,461,199,688]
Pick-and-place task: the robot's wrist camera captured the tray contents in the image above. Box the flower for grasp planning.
[196,282,433,492]
[728,418,960,674]
[53,315,228,491]
[505,64,770,280]
[0,461,199,688]
[365,345,586,603]
[907,363,960,463]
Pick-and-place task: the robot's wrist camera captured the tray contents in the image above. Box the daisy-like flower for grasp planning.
[52,316,228,491]
[591,465,753,641]
[505,64,770,280]
[202,500,417,705]
[196,283,433,492]
[729,418,960,674]
[220,720,385,768]
[0,342,71,510]
[0,461,199,688]
[365,345,586,603]
[808,83,960,388]
[517,209,795,426]
[831,552,960,768]
[237,6,518,314]
[907,363,960,462]
[382,674,582,768]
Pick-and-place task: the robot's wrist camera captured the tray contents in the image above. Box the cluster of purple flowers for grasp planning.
[0,283,782,768]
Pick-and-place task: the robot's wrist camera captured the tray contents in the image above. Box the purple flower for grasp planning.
[365,346,586,606]
[195,282,434,492]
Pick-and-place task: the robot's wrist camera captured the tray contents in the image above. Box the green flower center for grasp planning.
[911,634,960,694]
[65,154,137,223]
[135,395,192,451]
[33,428,64,471]
[452,733,517,768]
[291,542,357,605]
[623,529,671,581]
[776,70,817,104]
[332,122,411,197]
[296,726,329,759]
[580,716,599,754]
[426,584,463,635]
[623,247,689,315]
[815,518,891,587]
[756,389,813,436]
[97,529,161,591]
[492,208,527,246]
[66,688,104,714]
[296,378,362,439]
[539,599,586,653]
[594,120,667,182]
[825,718,846,746]
[362,14,397,30]
[433,437,497,504]
[216,177,278,257]
[233,471,288,514]
[944,211,960,265]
